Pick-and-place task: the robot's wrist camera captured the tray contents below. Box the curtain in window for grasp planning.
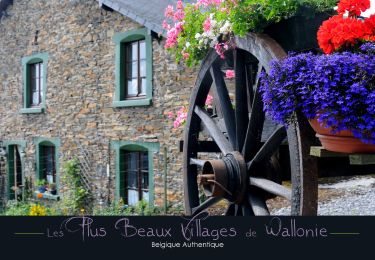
[122,150,149,206]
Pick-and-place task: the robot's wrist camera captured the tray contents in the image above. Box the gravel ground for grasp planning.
[271,176,375,215]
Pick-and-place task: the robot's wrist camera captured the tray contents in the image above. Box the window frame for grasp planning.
[34,137,60,195]
[122,150,149,205]
[40,145,56,184]
[20,53,48,114]
[29,62,43,107]
[113,28,153,108]
[124,39,147,99]
[112,141,160,207]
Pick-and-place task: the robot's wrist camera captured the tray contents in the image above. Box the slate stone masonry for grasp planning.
[0,0,197,208]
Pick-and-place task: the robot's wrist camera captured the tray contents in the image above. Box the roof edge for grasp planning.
[98,0,166,37]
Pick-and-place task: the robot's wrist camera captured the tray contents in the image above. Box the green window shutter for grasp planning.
[119,149,125,200]
[7,146,15,200]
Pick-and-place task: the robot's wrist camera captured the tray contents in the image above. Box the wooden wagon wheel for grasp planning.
[183,33,318,216]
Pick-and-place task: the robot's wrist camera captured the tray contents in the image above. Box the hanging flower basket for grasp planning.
[163,0,338,66]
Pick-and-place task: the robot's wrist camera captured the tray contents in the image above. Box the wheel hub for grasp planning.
[200,151,248,203]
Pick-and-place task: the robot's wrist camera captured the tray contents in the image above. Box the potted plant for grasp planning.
[163,0,337,66]
[48,183,57,195]
[260,0,375,153]
[36,179,47,193]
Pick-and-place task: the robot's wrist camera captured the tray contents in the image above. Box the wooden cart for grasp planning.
[181,12,375,216]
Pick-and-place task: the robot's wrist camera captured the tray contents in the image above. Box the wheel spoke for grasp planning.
[234,204,243,216]
[194,106,233,155]
[190,158,205,167]
[241,202,254,216]
[211,62,236,147]
[225,203,235,216]
[242,67,265,161]
[192,196,223,216]
[234,49,249,151]
[249,177,292,200]
[247,125,286,168]
[248,193,270,216]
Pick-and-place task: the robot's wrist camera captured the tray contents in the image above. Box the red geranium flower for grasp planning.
[318,0,375,54]
[337,0,370,17]
[364,14,375,41]
[318,16,369,54]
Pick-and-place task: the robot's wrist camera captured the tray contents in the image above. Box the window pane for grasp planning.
[125,152,137,171]
[140,60,146,77]
[141,152,148,190]
[35,63,40,78]
[132,42,138,61]
[127,171,137,189]
[31,76,37,92]
[141,152,148,170]
[32,92,40,105]
[41,146,55,183]
[40,77,43,98]
[40,63,44,79]
[127,79,138,96]
[128,190,139,206]
[125,43,138,62]
[142,173,149,190]
[140,78,147,95]
[126,45,133,62]
[140,41,146,59]
[142,191,149,202]
[127,62,138,78]
[30,64,36,78]
[125,152,138,189]
[126,63,132,78]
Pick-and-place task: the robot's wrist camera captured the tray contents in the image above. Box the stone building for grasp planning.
[0,0,197,209]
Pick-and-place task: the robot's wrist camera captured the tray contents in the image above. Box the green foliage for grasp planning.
[166,204,185,216]
[93,199,126,216]
[166,0,338,66]
[230,0,338,36]
[24,176,34,200]
[60,158,91,215]
[36,179,46,187]
[93,199,161,216]
[2,201,60,216]
[3,201,31,216]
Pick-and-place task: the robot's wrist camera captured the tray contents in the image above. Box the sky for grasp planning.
[362,0,375,17]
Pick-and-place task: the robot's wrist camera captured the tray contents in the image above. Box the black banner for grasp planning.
[1,214,373,258]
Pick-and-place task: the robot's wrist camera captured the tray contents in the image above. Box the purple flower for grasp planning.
[260,51,375,144]
[359,42,375,54]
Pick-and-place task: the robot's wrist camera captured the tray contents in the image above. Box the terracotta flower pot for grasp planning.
[309,118,375,154]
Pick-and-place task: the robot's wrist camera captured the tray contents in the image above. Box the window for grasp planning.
[35,138,60,196]
[113,28,153,107]
[40,145,56,184]
[29,62,43,107]
[125,40,147,98]
[112,141,160,206]
[20,53,48,114]
[122,150,149,205]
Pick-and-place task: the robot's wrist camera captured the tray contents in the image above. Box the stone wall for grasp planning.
[0,0,198,209]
